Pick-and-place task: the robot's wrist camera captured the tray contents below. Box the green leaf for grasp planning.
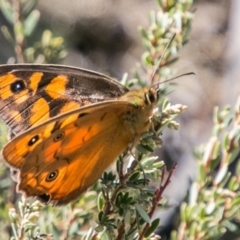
[144,218,160,237]
[22,0,38,16]
[128,171,141,181]
[0,0,14,24]
[135,204,151,223]
[141,156,158,168]
[24,9,40,36]
[1,25,14,44]
[213,164,228,185]
[97,192,104,211]
[98,211,104,222]
[188,182,198,206]
[137,144,154,153]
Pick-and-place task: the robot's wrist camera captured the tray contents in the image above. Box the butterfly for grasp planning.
[0,64,160,205]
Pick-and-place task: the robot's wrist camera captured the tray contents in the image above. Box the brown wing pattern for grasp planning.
[0,64,128,136]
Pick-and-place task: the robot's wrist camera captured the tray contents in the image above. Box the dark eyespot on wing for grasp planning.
[78,112,89,118]
[28,135,39,146]
[53,131,65,142]
[10,80,26,93]
[37,193,50,203]
[46,170,59,182]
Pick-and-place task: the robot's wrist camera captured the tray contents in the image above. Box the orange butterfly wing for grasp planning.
[1,64,158,205]
[3,101,137,205]
[0,64,128,136]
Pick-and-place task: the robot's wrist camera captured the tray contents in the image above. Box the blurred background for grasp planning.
[0,0,237,146]
[0,0,239,239]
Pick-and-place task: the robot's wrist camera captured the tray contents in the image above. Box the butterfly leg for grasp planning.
[128,134,139,159]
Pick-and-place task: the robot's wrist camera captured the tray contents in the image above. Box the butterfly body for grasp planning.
[0,64,159,205]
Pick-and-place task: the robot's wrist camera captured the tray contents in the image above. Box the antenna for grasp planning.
[150,33,176,84]
[153,72,195,89]
[150,33,195,88]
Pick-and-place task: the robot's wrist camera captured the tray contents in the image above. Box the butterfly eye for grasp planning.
[149,92,156,103]
[53,131,65,142]
[10,80,26,93]
[46,170,59,182]
[145,88,157,105]
[28,135,39,146]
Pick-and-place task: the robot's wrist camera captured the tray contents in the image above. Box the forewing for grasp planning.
[0,64,128,136]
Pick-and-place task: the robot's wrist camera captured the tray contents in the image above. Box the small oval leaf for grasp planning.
[135,204,151,223]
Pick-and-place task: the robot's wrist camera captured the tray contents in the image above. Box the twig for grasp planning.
[138,163,178,239]
[12,0,25,63]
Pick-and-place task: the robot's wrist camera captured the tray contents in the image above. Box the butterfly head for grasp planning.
[119,86,159,110]
[144,87,160,106]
